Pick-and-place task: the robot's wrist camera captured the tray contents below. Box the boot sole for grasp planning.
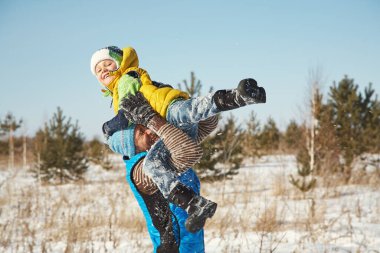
[207,202,217,218]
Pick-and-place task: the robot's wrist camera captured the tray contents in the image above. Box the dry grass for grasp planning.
[0,172,150,252]
[271,173,288,197]
[1,155,379,252]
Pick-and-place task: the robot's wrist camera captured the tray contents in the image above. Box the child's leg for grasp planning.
[167,78,266,131]
[143,140,179,198]
[167,93,219,129]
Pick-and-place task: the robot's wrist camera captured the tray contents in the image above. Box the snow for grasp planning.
[0,154,379,252]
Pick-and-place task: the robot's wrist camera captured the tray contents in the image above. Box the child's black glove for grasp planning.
[120,92,157,127]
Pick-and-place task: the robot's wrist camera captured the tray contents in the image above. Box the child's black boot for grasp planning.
[213,78,266,111]
[168,183,217,233]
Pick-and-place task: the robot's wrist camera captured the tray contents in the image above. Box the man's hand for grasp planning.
[120,92,157,127]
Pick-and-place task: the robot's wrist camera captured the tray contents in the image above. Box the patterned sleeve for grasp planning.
[196,115,219,144]
[156,123,203,173]
[133,160,158,195]
[132,116,217,195]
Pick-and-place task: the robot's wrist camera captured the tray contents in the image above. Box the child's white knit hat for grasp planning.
[90,46,123,75]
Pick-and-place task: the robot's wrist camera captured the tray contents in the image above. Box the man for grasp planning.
[105,78,266,252]
[119,112,218,252]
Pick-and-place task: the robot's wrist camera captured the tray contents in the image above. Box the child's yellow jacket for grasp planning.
[104,47,189,117]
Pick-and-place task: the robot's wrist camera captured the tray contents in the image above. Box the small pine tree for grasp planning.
[85,138,112,170]
[292,124,317,193]
[328,76,362,170]
[259,117,280,153]
[284,120,302,152]
[293,85,340,190]
[193,133,219,180]
[194,115,244,181]
[291,78,321,193]
[359,83,380,153]
[209,115,243,180]
[33,107,88,183]
[0,113,22,169]
[314,94,341,175]
[242,111,262,158]
[178,71,203,98]
[291,123,317,193]
[289,168,317,193]
[327,77,380,181]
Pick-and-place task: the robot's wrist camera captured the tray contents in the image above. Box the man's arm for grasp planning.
[133,160,158,195]
[121,92,203,171]
[151,117,203,172]
[195,115,219,144]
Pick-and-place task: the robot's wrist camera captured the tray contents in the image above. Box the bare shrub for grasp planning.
[254,202,279,232]
[272,173,287,197]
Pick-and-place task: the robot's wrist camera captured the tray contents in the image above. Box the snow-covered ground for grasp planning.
[0,155,379,252]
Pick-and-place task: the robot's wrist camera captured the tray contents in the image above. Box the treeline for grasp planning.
[0,74,379,184]
[179,73,380,183]
[0,109,111,184]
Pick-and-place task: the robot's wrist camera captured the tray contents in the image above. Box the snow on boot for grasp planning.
[168,183,217,233]
[212,78,266,111]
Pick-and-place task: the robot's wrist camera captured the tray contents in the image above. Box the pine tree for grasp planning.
[291,87,321,193]
[85,138,112,170]
[327,76,380,181]
[193,133,219,180]
[199,114,243,181]
[242,111,262,158]
[33,107,88,183]
[314,99,341,176]
[0,113,22,169]
[289,166,317,193]
[328,76,362,170]
[359,83,380,152]
[293,79,342,189]
[178,71,203,97]
[259,117,280,153]
[284,120,302,152]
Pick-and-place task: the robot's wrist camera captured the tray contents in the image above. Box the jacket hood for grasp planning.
[103,47,140,94]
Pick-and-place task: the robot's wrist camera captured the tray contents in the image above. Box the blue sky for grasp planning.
[0,0,379,139]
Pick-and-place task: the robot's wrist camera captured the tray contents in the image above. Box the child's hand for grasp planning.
[120,92,157,126]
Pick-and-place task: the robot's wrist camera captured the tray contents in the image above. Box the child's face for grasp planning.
[95,59,118,86]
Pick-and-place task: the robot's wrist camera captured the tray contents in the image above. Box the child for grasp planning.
[91,46,266,232]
